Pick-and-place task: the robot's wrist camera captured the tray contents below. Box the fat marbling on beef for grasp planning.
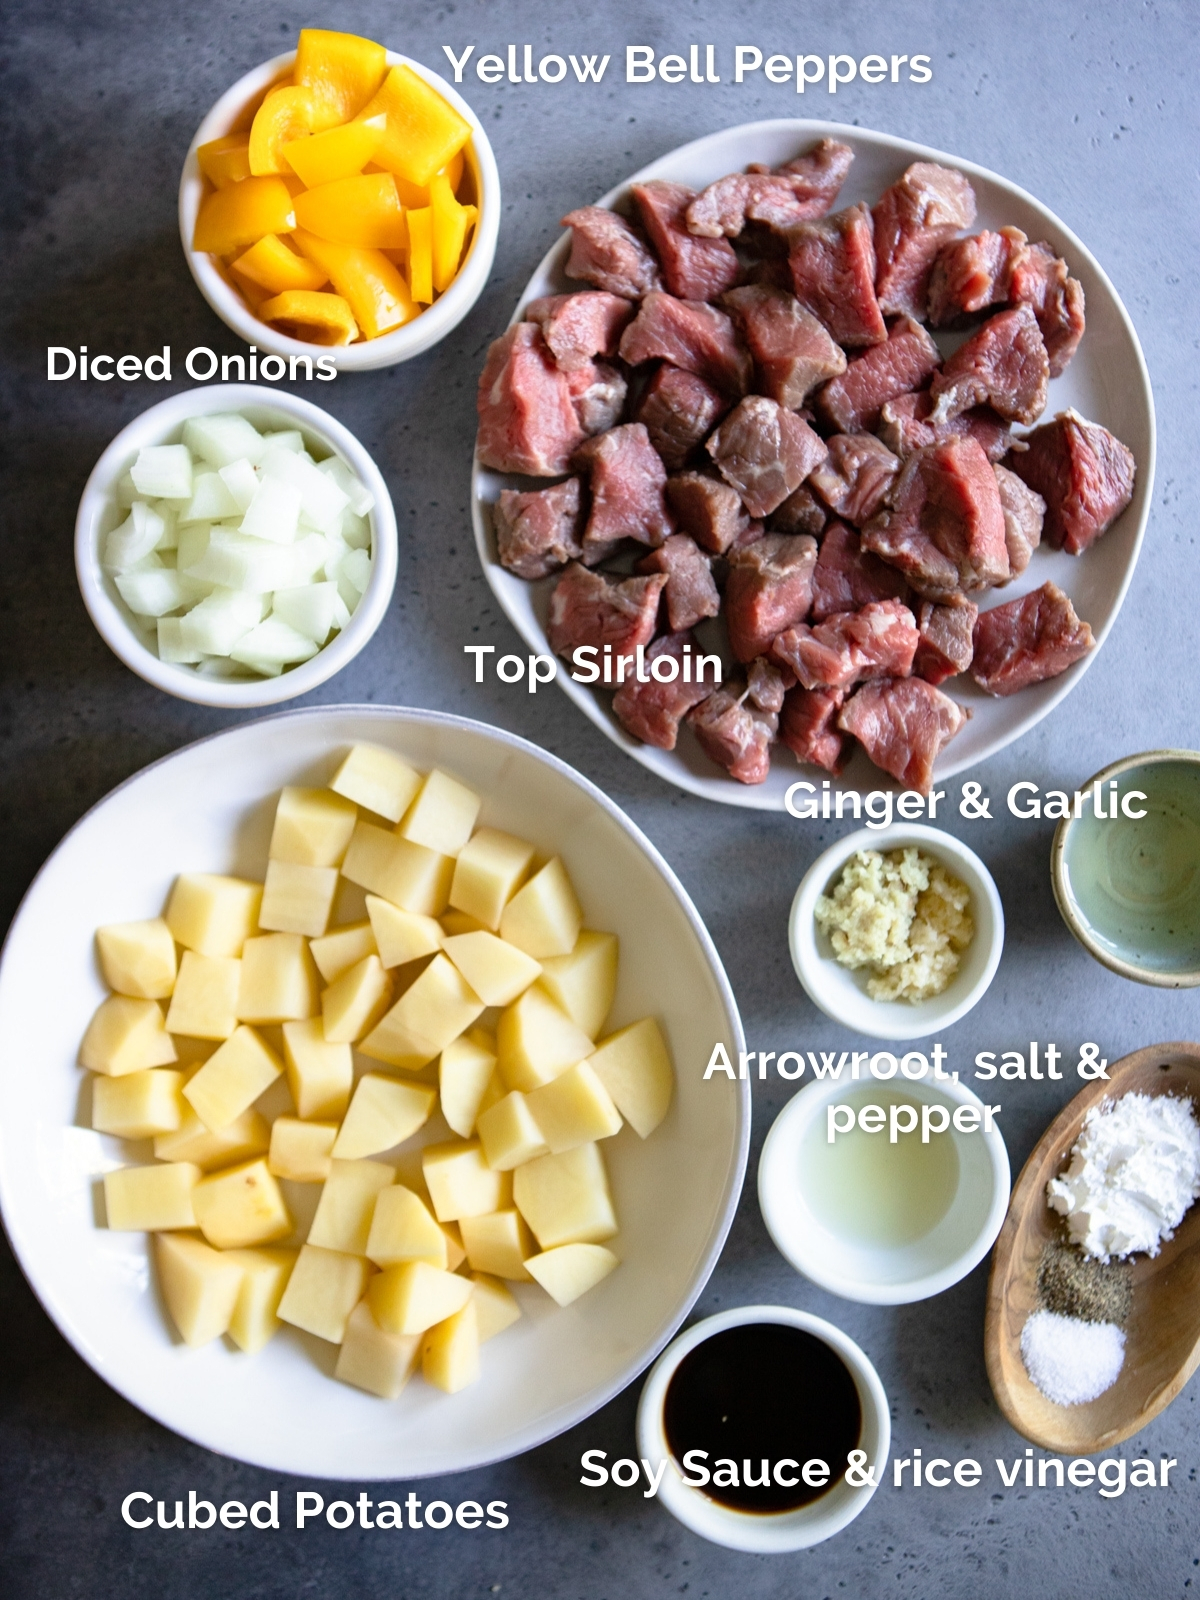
[637,534,721,631]
[687,683,777,784]
[611,631,716,749]
[810,520,911,621]
[780,684,850,773]
[993,463,1044,576]
[721,284,848,407]
[815,316,940,434]
[771,599,919,691]
[572,423,674,559]
[476,323,587,475]
[619,292,752,397]
[631,181,741,301]
[1006,409,1135,555]
[724,532,819,662]
[686,138,854,237]
[970,580,1094,695]
[746,655,796,714]
[524,291,635,370]
[665,471,751,552]
[494,478,584,580]
[929,304,1049,426]
[838,677,969,794]
[809,433,901,527]
[706,395,828,518]
[561,206,662,299]
[877,391,1013,463]
[872,162,977,318]
[913,599,977,685]
[567,360,627,436]
[633,365,728,469]
[786,203,888,347]
[547,562,667,667]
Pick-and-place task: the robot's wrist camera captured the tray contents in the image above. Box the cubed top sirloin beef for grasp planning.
[476,323,586,475]
[567,360,627,437]
[929,304,1049,426]
[686,138,854,237]
[769,483,827,537]
[618,292,752,397]
[524,291,635,370]
[1006,409,1135,555]
[808,433,901,527]
[993,464,1044,576]
[779,685,850,774]
[838,677,969,795]
[724,532,818,662]
[927,227,1028,326]
[877,391,1012,463]
[561,206,663,299]
[913,600,977,685]
[573,423,674,559]
[815,316,940,434]
[872,162,977,319]
[547,563,667,665]
[786,203,888,347]
[721,284,847,408]
[631,181,741,301]
[664,472,751,553]
[633,365,728,469]
[970,580,1094,695]
[637,534,721,632]
[771,599,919,692]
[494,479,583,580]
[611,632,715,749]
[706,396,828,518]
[810,521,911,621]
[687,683,777,785]
[1007,243,1086,379]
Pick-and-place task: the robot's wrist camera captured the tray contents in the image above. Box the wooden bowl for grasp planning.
[984,1041,1200,1453]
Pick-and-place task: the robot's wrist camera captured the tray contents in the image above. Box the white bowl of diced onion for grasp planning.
[75,385,398,707]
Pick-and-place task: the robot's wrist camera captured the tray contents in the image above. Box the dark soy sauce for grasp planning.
[663,1323,862,1513]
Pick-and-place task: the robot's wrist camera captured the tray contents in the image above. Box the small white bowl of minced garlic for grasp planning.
[789,824,1005,1040]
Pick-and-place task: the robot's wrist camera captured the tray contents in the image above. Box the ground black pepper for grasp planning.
[1037,1240,1133,1327]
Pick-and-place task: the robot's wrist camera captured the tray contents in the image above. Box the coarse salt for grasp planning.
[1020,1309,1125,1406]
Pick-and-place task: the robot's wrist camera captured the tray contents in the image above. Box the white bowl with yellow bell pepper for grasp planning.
[179,31,500,370]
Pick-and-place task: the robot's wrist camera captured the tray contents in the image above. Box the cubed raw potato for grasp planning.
[538,930,619,1039]
[335,1298,421,1397]
[308,1157,395,1255]
[268,1116,338,1181]
[165,873,262,957]
[439,1028,497,1138]
[269,785,358,866]
[92,1068,185,1139]
[496,984,593,1092]
[333,1075,436,1159]
[470,1272,521,1341]
[282,1017,353,1120]
[367,1259,472,1336]
[588,1017,674,1139]
[341,821,454,916]
[155,1232,244,1346]
[440,910,485,936]
[365,895,442,968]
[165,952,241,1039]
[95,917,177,999]
[360,954,483,1070]
[183,1024,283,1132]
[422,1299,480,1394]
[398,769,481,857]
[81,995,178,1075]
[365,1184,447,1268]
[277,1243,371,1343]
[224,1246,297,1353]
[154,1106,270,1169]
[477,1067,507,1120]
[459,1209,536,1281]
[512,1143,618,1249]
[441,1220,467,1271]
[258,859,339,938]
[525,1243,619,1307]
[477,1091,549,1172]
[525,1061,622,1154]
[448,828,536,929]
[321,954,392,1043]
[499,858,582,959]
[310,919,378,983]
[442,931,541,1007]
[422,1140,510,1222]
[192,1157,292,1249]
[330,744,421,822]
[237,933,319,1022]
[104,1162,200,1231]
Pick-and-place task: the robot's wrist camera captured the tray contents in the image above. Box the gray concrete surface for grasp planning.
[2,1,1199,1595]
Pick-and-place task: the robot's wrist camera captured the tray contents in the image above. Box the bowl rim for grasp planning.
[74,382,399,708]
[178,49,501,369]
[757,1074,1011,1305]
[788,822,1005,1041]
[635,1303,890,1552]
[1050,747,1200,987]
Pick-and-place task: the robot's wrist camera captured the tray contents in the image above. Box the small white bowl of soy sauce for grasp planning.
[636,1306,889,1553]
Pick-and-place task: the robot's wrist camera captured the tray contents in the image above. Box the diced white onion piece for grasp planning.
[183,413,266,468]
[116,471,139,508]
[229,617,321,668]
[240,476,302,544]
[154,505,179,551]
[182,528,296,591]
[335,573,360,612]
[340,547,372,595]
[115,568,193,618]
[286,532,330,587]
[318,455,375,517]
[176,522,212,573]
[218,456,260,512]
[322,533,349,583]
[272,582,342,644]
[331,591,352,631]
[341,508,371,550]
[179,471,239,525]
[131,444,193,500]
[262,429,304,453]
[261,445,348,534]
[157,617,204,663]
[178,587,266,656]
[105,502,165,572]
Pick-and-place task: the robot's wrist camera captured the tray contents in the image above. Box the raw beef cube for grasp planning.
[612,632,715,749]
[816,316,940,433]
[862,436,1010,601]
[746,655,796,714]
[707,396,828,518]
[665,471,750,552]
[809,433,901,527]
[771,599,919,692]
[1007,410,1135,556]
[927,227,1026,326]
[686,139,854,237]
[619,293,752,398]
[631,181,741,301]
[872,162,977,318]
[878,391,1012,463]
[769,483,828,537]
[688,684,777,785]
[524,291,635,371]
[780,684,850,773]
[838,678,969,794]
[729,519,766,551]
[476,323,587,475]
[929,305,1049,426]
[1008,242,1085,377]
[547,563,667,667]
[771,139,856,208]
[634,365,728,469]
[970,581,1095,696]
[786,203,888,347]
[573,424,674,556]
[493,479,584,580]
[561,206,662,299]
[637,535,720,631]
[993,464,1044,576]
[721,285,847,408]
[810,521,911,621]
[913,600,978,685]
[567,360,628,437]
[725,533,818,662]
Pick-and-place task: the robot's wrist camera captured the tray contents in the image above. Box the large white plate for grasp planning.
[471,119,1156,809]
[0,706,748,1479]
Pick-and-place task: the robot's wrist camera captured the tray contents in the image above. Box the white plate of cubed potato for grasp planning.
[0,705,747,1479]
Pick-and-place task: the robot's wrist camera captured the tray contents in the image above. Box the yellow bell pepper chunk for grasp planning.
[292,230,417,339]
[232,235,329,294]
[407,207,434,305]
[197,135,252,190]
[193,176,296,255]
[295,29,389,131]
[430,172,478,294]
[294,173,408,251]
[442,150,465,194]
[356,65,471,189]
[249,85,319,175]
[283,114,386,188]
[259,290,360,346]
